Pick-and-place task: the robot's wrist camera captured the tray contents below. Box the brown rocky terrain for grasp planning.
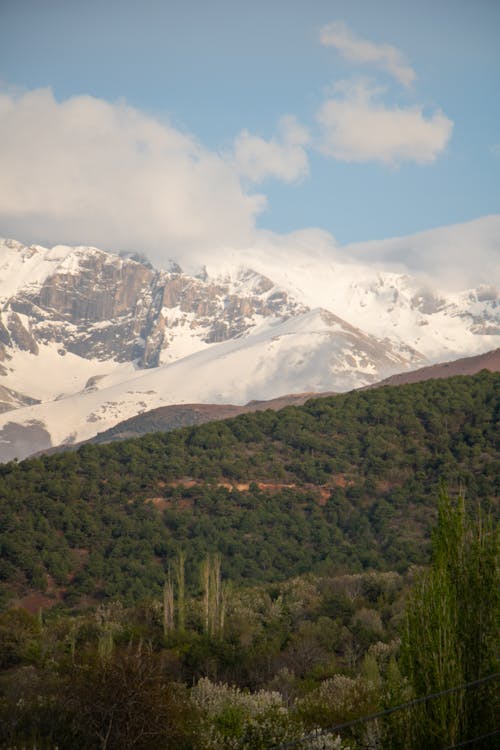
[364,348,500,388]
[0,245,304,372]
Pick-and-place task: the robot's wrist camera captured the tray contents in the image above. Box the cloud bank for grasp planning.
[0,17,480,289]
[0,19,455,268]
[345,214,500,290]
[0,87,264,265]
[0,90,310,269]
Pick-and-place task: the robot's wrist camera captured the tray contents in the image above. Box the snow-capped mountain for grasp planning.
[0,232,498,461]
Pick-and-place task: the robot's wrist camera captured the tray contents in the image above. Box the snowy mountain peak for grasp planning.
[0,235,498,461]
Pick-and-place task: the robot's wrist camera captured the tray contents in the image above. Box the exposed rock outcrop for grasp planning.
[1,244,303,367]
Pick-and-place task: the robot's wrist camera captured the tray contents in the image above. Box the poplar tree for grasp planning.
[201,553,225,636]
[175,550,186,633]
[401,493,499,748]
[163,570,174,636]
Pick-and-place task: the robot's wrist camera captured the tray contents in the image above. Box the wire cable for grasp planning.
[271,672,500,750]
[444,729,500,749]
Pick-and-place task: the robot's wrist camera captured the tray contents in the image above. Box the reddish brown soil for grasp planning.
[146,474,353,509]
[14,592,60,614]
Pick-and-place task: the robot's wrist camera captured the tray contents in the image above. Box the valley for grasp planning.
[0,233,498,750]
[0,370,497,749]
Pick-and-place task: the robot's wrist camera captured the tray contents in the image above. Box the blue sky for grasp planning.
[0,0,499,265]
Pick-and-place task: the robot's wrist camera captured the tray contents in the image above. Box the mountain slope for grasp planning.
[365,347,500,389]
[0,227,499,461]
[84,347,500,447]
[0,307,422,461]
[1,371,497,607]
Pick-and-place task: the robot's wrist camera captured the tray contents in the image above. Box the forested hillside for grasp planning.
[1,371,498,608]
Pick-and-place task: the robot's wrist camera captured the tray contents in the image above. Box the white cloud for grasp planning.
[345,215,500,290]
[233,116,310,183]
[320,21,416,88]
[317,80,453,165]
[0,87,265,267]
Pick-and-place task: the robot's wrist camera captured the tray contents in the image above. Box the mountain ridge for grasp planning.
[364,347,500,388]
[0,234,498,461]
[49,347,499,452]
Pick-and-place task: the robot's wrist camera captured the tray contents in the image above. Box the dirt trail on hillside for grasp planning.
[149,475,351,509]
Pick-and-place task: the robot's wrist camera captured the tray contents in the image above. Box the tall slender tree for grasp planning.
[201,553,225,636]
[401,493,499,748]
[175,551,186,633]
[201,556,210,634]
[163,570,174,636]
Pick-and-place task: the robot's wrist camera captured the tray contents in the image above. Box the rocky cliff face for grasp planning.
[0,237,498,462]
[0,243,304,373]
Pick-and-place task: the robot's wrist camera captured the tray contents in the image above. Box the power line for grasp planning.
[445,729,500,749]
[271,672,499,750]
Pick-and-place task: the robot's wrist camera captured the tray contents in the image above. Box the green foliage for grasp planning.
[401,493,499,749]
[0,372,498,607]
[0,608,41,668]
[1,367,497,748]
[0,524,495,750]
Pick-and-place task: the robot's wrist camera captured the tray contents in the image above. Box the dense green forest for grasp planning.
[0,371,498,607]
[0,372,498,748]
[0,496,497,748]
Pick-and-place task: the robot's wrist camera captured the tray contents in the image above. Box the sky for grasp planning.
[0,0,499,283]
